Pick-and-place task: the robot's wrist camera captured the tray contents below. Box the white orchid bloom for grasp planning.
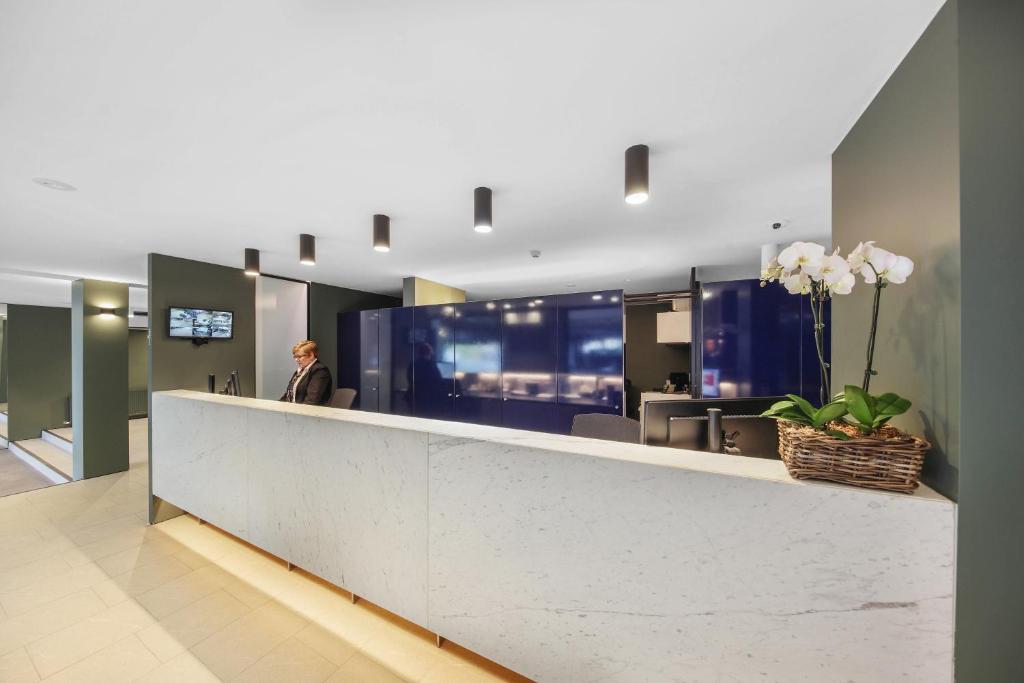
[777,242,825,273]
[828,271,856,295]
[783,271,812,295]
[861,247,915,284]
[846,241,875,271]
[804,252,851,285]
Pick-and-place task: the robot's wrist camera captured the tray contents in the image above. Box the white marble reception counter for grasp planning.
[152,390,954,682]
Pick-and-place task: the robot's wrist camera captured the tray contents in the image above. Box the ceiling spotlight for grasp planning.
[474,187,492,233]
[373,214,391,252]
[624,144,649,204]
[299,234,316,266]
[244,248,260,276]
[32,177,77,191]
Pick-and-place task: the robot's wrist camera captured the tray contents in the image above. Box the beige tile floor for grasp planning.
[0,420,531,682]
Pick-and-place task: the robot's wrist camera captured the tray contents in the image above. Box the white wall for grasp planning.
[255,277,308,400]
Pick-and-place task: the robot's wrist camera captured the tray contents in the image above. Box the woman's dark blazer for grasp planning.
[280,360,334,406]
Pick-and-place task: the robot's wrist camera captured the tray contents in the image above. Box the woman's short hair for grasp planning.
[292,340,319,357]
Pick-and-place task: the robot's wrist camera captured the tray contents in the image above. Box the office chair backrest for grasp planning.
[331,388,357,410]
[570,413,641,444]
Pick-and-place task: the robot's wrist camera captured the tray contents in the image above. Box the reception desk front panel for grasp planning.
[152,391,955,682]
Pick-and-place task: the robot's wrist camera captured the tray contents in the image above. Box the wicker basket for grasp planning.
[777,421,930,493]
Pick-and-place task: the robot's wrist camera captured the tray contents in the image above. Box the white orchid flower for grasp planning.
[861,247,915,284]
[804,251,851,284]
[828,271,856,295]
[783,271,812,295]
[846,241,875,271]
[777,241,825,273]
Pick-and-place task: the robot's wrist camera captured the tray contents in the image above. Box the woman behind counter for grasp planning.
[280,340,333,406]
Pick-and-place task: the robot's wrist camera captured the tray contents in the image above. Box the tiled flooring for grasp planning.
[0,449,54,497]
[0,420,530,682]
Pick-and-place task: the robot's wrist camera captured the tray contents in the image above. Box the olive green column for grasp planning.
[6,305,72,441]
[72,279,129,479]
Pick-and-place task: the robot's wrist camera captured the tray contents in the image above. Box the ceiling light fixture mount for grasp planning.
[244,248,260,276]
[373,215,391,252]
[624,144,650,204]
[32,177,77,191]
[474,187,493,233]
[299,234,316,266]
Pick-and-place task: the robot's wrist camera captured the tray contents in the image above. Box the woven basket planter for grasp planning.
[777,421,930,493]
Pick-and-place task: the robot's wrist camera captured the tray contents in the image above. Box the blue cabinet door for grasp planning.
[500,296,558,433]
[699,279,824,402]
[378,306,416,416]
[555,290,624,415]
[337,310,380,412]
[454,301,502,426]
[412,304,456,420]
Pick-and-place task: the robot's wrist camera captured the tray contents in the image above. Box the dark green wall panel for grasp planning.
[72,279,129,479]
[955,0,1024,679]
[6,305,72,441]
[128,329,148,390]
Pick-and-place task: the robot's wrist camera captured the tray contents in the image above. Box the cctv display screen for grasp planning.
[168,307,233,339]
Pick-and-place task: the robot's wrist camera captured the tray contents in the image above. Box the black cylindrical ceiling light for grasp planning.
[373,214,391,252]
[244,248,260,276]
[299,233,316,266]
[624,144,650,204]
[474,186,492,233]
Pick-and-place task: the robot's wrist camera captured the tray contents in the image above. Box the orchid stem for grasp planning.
[810,285,829,406]
[862,281,882,392]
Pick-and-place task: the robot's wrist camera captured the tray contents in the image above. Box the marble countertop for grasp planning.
[158,390,951,504]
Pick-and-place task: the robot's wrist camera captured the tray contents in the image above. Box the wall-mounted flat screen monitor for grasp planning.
[168,307,234,339]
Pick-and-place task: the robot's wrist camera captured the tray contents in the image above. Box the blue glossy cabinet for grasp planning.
[499,296,559,432]
[378,306,416,416]
[336,289,625,434]
[453,301,503,426]
[699,279,826,402]
[337,310,379,411]
[411,304,456,419]
[553,290,624,433]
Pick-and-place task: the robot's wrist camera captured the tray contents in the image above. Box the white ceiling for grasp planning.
[0,0,943,305]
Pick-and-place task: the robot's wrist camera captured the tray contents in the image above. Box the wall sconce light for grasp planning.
[98,307,117,318]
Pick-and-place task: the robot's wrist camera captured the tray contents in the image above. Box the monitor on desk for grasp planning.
[643,396,784,458]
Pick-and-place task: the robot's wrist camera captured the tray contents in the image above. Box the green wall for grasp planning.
[0,317,8,405]
[955,0,1024,679]
[832,0,961,499]
[6,305,72,441]
[148,254,256,398]
[72,280,129,479]
[128,329,148,390]
[308,282,399,384]
[833,0,1024,678]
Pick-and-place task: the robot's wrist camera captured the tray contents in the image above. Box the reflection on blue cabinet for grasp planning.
[699,279,827,402]
[335,289,625,434]
[500,296,558,431]
[412,304,456,420]
[379,307,415,416]
[454,301,503,426]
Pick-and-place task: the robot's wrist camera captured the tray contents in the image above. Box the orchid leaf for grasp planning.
[785,394,816,420]
[812,402,848,428]
[844,385,873,427]
[874,392,911,417]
